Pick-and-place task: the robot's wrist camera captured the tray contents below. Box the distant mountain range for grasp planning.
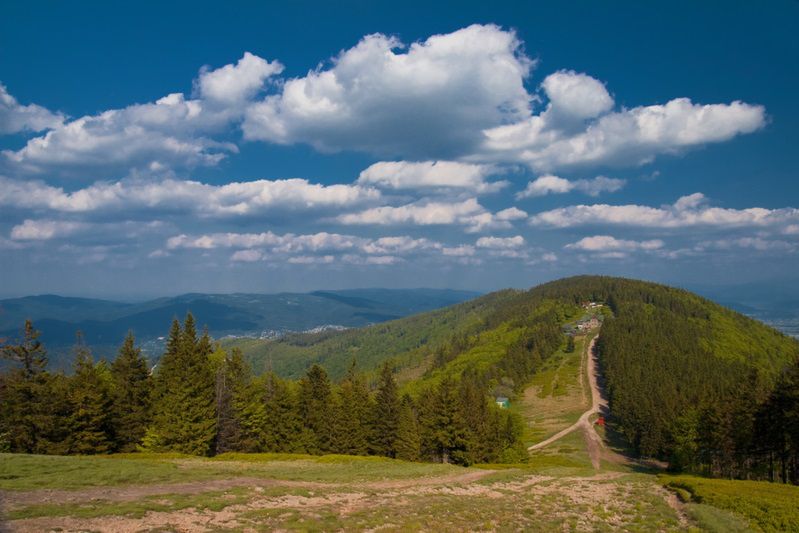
[0,289,479,369]
[686,281,799,339]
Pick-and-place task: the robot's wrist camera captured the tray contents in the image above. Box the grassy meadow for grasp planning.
[2,452,686,532]
[512,331,595,447]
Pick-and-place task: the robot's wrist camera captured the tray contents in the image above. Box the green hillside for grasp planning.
[228,275,799,481]
[229,275,798,383]
[4,276,797,482]
[223,289,527,380]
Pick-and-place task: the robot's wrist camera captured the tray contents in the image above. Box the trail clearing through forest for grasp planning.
[528,334,616,469]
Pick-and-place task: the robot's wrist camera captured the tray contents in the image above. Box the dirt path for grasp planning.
[5,471,684,533]
[528,334,606,469]
[0,469,495,511]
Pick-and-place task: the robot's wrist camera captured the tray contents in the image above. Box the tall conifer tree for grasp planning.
[68,336,113,454]
[0,321,55,453]
[333,360,371,455]
[215,347,250,453]
[146,315,217,456]
[298,364,334,453]
[371,363,400,457]
[110,332,151,451]
[395,394,421,461]
[262,372,305,452]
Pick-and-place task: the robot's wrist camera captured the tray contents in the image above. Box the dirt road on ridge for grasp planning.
[528,334,607,468]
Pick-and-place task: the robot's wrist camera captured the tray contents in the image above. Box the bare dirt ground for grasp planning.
[5,470,685,533]
[0,469,495,511]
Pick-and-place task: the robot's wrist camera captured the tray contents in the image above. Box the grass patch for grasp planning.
[683,503,753,533]
[0,452,465,493]
[513,331,595,447]
[7,488,253,520]
[662,474,799,532]
[0,453,221,491]
[525,431,595,476]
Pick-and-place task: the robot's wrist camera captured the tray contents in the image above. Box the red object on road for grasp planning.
[596,416,605,426]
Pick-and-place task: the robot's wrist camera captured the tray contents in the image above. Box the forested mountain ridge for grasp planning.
[0,288,478,369]
[224,289,528,380]
[527,276,799,481]
[227,275,799,481]
[230,275,798,382]
[2,276,798,483]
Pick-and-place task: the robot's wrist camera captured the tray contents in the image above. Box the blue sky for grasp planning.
[1,1,797,299]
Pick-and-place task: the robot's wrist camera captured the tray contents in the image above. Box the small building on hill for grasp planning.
[495,397,510,409]
[575,316,601,332]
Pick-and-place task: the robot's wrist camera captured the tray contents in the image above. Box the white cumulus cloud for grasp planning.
[356,160,505,193]
[481,68,766,171]
[230,249,264,262]
[10,219,88,240]
[565,235,664,252]
[531,193,799,229]
[336,198,518,232]
[3,53,281,175]
[541,70,614,123]
[196,52,283,104]
[243,24,533,158]
[517,174,625,198]
[0,175,379,216]
[0,83,65,134]
[475,235,525,249]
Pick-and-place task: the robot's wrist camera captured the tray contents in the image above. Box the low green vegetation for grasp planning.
[0,452,462,492]
[662,474,799,532]
[512,331,594,446]
[0,453,210,491]
[6,487,254,520]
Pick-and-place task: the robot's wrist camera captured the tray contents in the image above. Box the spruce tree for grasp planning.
[371,363,400,457]
[395,394,421,461]
[457,377,493,464]
[418,377,468,464]
[298,364,334,453]
[110,332,151,451]
[144,319,182,450]
[180,326,218,455]
[566,336,575,353]
[67,336,113,454]
[146,315,217,456]
[233,376,268,452]
[333,360,371,455]
[42,372,73,455]
[262,372,305,452]
[215,347,250,453]
[0,320,56,453]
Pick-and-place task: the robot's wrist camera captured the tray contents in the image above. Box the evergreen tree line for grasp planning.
[509,275,799,484]
[0,316,525,464]
[598,302,799,484]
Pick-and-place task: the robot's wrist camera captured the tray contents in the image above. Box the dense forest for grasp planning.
[0,308,561,464]
[526,276,799,484]
[2,275,798,484]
